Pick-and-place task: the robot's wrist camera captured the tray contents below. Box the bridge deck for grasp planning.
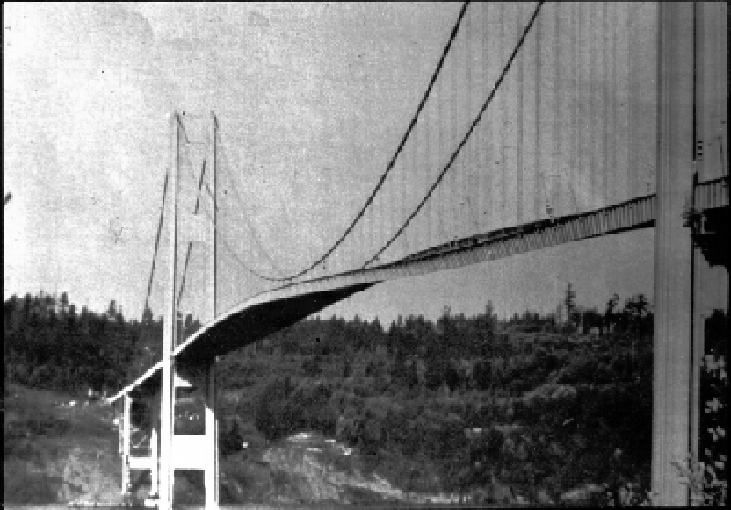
[110,177,728,402]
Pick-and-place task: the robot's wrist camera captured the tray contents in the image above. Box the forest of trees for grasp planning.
[215,292,658,503]
[6,288,724,505]
[4,292,135,394]
[3,292,203,395]
[3,289,652,397]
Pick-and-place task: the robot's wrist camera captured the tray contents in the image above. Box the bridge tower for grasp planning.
[155,111,219,510]
[654,3,727,506]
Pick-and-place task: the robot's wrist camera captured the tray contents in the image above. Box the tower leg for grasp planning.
[159,111,180,510]
[205,359,219,508]
[122,394,132,493]
[652,2,694,505]
[205,110,219,509]
[150,401,160,498]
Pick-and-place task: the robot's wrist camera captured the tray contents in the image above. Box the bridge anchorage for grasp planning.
[108,2,727,508]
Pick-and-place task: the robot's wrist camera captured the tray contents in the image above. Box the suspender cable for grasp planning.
[498,2,506,228]
[601,3,609,206]
[554,4,561,216]
[479,2,489,234]
[535,3,544,219]
[569,2,578,212]
[516,3,525,224]
[610,3,618,205]
[486,4,498,232]
[465,5,473,238]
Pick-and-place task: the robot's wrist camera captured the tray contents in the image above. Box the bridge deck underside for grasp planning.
[112,178,728,401]
[181,283,377,362]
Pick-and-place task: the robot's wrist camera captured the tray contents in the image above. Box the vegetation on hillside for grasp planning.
[4,289,726,506]
[3,292,201,396]
[216,294,655,504]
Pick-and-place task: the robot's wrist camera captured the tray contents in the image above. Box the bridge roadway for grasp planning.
[111,176,728,401]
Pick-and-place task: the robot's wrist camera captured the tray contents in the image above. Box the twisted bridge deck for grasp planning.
[111,177,728,400]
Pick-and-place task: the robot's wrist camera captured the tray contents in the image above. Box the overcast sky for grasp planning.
[4,3,656,323]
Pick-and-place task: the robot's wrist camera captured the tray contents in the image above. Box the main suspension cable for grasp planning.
[176,160,208,308]
[235,2,471,282]
[363,1,545,267]
[174,141,288,283]
[143,172,169,314]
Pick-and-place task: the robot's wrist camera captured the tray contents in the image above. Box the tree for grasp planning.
[254,379,294,440]
[439,305,452,332]
[564,283,576,327]
[5,294,18,328]
[23,292,32,318]
[424,354,448,391]
[473,361,492,390]
[371,317,383,335]
[582,308,603,334]
[405,360,419,389]
[445,362,462,392]
[391,348,408,386]
[605,293,620,332]
[486,300,496,323]
[623,294,651,336]
[142,304,153,325]
[302,354,322,377]
[107,299,117,318]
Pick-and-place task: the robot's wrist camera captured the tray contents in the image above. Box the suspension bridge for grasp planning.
[108,3,728,508]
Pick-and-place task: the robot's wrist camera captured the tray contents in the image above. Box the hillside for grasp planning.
[4,291,666,506]
[213,326,654,505]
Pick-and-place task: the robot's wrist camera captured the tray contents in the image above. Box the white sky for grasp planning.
[3,3,656,322]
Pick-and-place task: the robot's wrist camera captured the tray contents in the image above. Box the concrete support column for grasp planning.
[150,427,159,495]
[150,400,160,498]
[121,394,132,493]
[652,2,694,506]
[205,360,219,508]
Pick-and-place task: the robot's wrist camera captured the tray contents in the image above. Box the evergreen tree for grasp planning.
[107,299,117,318]
[564,283,576,328]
